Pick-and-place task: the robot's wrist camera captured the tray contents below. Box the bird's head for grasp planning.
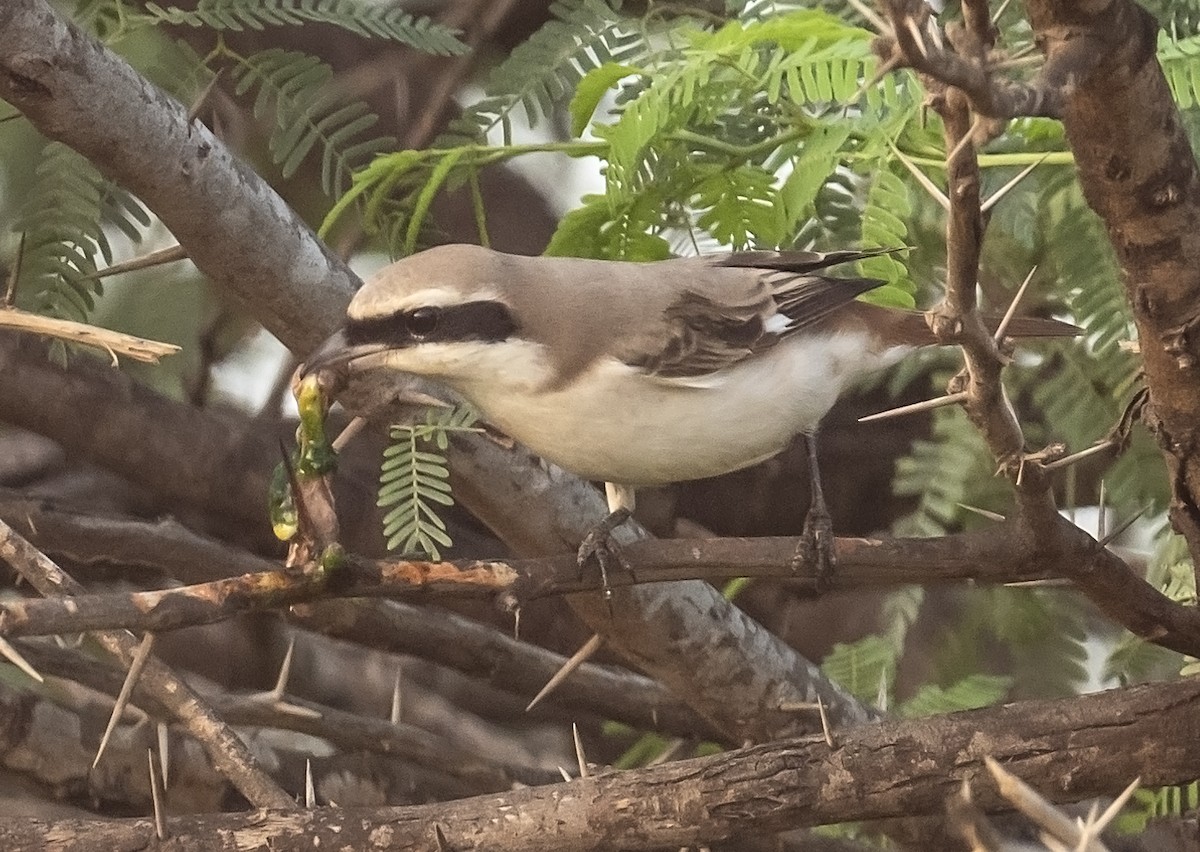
[303,245,523,390]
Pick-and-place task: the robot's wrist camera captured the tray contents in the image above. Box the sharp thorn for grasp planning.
[305,758,316,808]
[390,669,402,725]
[858,390,968,422]
[186,68,222,124]
[1097,505,1150,548]
[148,749,167,840]
[525,634,603,712]
[558,766,573,782]
[847,53,901,105]
[434,824,449,852]
[991,0,1015,24]
[817,694,834,747]
[957,503,1007,522]
[993,266,1038,342]
[1041,440,1116,471]
[157,722,170,790]
[1091,776,1141,835]
[269,699,323,720]
[271,634,297,702]
[1005,578,1072,588]
[95,632,155,768]
[904,16,929,58]
[573,722,589,779]
[889,142,951,211]
[945,120,979,166]
[876,669,889,713]
[845,0,890,34]
[981,155,1049,213]
[331,416,368,452]
[82,244,189,282]
[0,637,43,683]
[5,232,25,307]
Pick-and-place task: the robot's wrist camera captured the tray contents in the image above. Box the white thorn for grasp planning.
[305,758,316,808]
[526,634,603,712]
[817,695,834,747]
[390,669,402,725]
[0,636,43,683]
[981,155,1049,213]
[859,391,968,422]
[95,632,155,768]
[573,722,589,779]
[157,722,170,789]
[271,634,297,701]
[889,142,951,211]
[993,267,1038,342]
[148,749,167,840]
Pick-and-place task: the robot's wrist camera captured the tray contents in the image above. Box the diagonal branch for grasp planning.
[0,518,296,809]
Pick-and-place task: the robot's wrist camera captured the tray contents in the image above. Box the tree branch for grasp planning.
[0,676,1195,851]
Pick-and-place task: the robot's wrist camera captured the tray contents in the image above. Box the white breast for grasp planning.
[447,331,903,487]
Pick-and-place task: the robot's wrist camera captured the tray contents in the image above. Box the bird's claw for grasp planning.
[792,508,836,594]
[577,508,633,615]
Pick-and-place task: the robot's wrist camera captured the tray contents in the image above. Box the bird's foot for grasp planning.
[792,507,836,595]
[577,508,633,615]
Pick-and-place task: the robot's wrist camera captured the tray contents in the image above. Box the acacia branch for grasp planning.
[6,520,1200,657]
[880,0,1200,659]
[0,493,713,739]
[0,518,295,809]
[0,676,1196,851]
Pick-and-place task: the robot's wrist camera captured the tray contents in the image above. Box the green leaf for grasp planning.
[570,62,641,136]
[780,124,849,232]
[899,674,1013,717]
[821,635,897,703]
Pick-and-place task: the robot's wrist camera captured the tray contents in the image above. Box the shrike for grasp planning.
[304,244,1075,586]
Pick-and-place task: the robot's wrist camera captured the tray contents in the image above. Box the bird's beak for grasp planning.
[300,329,389,379]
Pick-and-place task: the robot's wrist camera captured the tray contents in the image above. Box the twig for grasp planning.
[0,517,295,809]
[0,307,180,364]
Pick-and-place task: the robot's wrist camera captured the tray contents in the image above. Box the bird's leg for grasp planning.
[794,431,836,593]
[577,482,636,611]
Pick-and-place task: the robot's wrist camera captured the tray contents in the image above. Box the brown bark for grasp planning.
[0,675,1195,851]
[1028,0,1200,574]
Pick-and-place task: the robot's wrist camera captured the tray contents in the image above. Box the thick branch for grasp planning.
[0,676,1197,851]
[1027,0,1200,575]
[0,0,355,354]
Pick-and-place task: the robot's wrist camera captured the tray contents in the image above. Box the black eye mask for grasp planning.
[345,300,519,348]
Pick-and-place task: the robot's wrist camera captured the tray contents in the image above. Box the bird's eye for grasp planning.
[406,307,440,338]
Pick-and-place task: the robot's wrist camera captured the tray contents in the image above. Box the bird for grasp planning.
[303,243,1076,590]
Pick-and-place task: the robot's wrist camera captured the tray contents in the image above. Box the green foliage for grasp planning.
[378,407,479,559]
[141,0,466,55]
[12,142,149,322]
[898,673,1013,717]
[1116,782,1200,834]
[821,634,896,704]
[333,1,924,308]
[447,0,646,144]
[229,48,396,196]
